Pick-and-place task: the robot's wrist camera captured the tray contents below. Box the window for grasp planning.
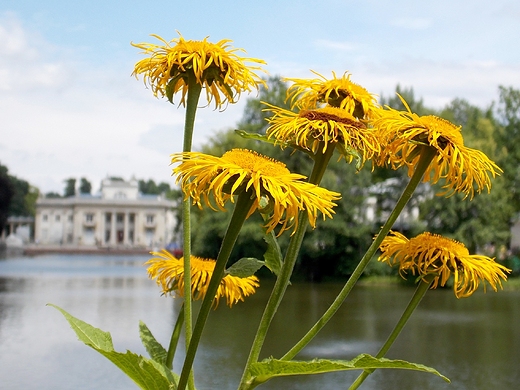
[85,213,94,222]
[55,215,61,222]
[68,215,73,222]
[105,213,112,223]
[114,191,127,199]
[146,214,155,224]
[42,214,48,222]
[116,214,124,223]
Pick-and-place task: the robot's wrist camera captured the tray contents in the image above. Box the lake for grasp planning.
[0,254,518,389]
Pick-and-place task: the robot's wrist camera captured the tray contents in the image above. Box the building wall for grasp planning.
[34,179,176,248]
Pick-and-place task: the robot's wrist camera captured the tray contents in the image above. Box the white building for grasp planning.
[34,178,177,249]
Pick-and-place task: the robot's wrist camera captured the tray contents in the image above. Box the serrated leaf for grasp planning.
[262,231,283,276]
[248,354,449,386]
[227,258,264,278]
[48,304,177,390]
[139,321,168,365]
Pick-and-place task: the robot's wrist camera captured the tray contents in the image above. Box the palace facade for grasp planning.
[34,178,176,249]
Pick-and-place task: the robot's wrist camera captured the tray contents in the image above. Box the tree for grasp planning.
[496,86,520,211]
[64,178,76,197]
[79,178,92,194]
[0,163,14,236]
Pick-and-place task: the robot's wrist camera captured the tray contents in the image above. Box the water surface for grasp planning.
[0,254,518,389]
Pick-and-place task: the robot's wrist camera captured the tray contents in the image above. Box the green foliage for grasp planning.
[496,86,520,210]
[226,257,265,278]
[139,321,168,366]
[79,177,92,194]
[49,304,176,390]
[45,191,62,198]
[64,178,76,197]
[248,354,449,388]
[0,163,14,235]
[0,162,39,221]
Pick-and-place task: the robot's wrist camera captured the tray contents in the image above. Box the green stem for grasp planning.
[180,75,202,390]
[348,273,436,390]
[281,145,437,361]
[177,191,256,390]
[165,303,185,369]
[238,144,336,390]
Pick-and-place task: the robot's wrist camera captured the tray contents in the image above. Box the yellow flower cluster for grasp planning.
[264,104,380,164]
[379,231,510,298]
[146,249,259,308]
[171,149,341,235]
[285,71,379,119]
[373,103,502,199]
[132,33,266,108]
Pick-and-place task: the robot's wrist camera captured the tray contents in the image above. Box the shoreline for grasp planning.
[22,245,152,256]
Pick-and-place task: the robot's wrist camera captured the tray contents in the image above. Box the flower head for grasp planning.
[264,104,381,165]
[146,249,259,307]
[132,33,266,108]
[379,231,510,298]
[285,71,379,119]
[171,149,340,235]
[374,100,502,199]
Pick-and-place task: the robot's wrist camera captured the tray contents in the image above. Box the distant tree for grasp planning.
[379,85,433,115]
[0,164,14,235]
[0,163,39,231]
[496,86,520,211]
[45,192,62,198]
[79,177,92,194]
[64,178,76,197]
[139,179,173,195]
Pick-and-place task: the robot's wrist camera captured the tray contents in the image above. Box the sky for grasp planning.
[1,0,520,194]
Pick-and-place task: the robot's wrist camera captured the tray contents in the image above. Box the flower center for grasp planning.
[222,149,290,177]
[422,115,464,147]
[299,107,365,128]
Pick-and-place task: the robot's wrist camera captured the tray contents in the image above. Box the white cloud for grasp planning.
[0,15,248,194]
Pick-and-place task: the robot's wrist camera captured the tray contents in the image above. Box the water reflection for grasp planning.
[0,255,519,389]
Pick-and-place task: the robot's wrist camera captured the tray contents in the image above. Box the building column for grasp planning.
[123,212,129,245]
[110,211,116,246]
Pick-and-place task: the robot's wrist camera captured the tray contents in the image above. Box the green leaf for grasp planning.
[165,75,183,104]
[336,143,363,171]
[248,354,450,386]
[48,304,177,390]
[139,321,168,365]
[226,258,265,278]
[235,130,279,145]
[262,231,283,276]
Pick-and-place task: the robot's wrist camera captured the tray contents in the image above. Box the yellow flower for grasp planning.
[145,249,259,307]
[379,231,510,298]
[285,71,379,118]
[132,33,266,108]
[374,100,502,199]
[264,104,381,164]
[171,149,341,235]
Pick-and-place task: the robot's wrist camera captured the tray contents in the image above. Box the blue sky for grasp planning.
[1,0,520,193]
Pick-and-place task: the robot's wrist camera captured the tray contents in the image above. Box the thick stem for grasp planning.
[180,75,202,390]
[281,145,437,361]
[238,144,335,390]
[177,191,256,390]
[165,303,185,369]
[348,273,436,390]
